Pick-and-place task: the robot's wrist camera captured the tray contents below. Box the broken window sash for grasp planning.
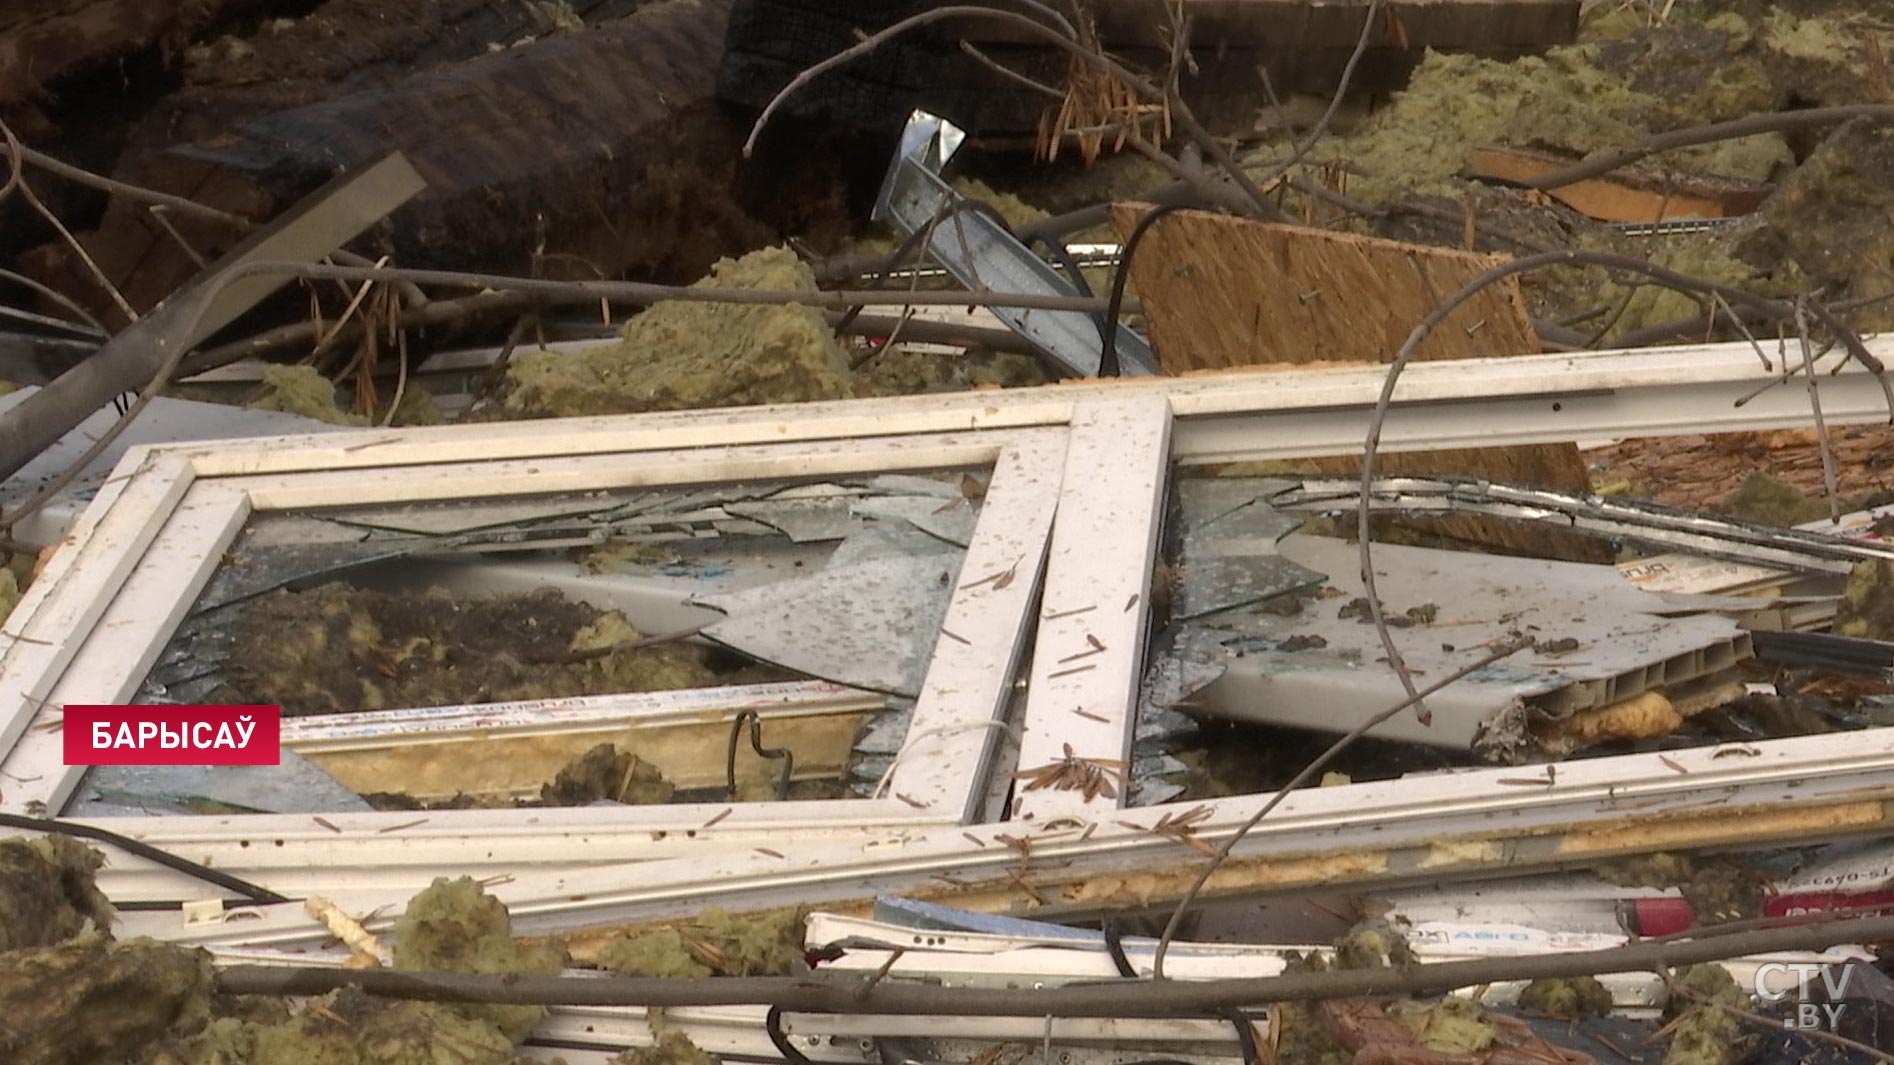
[118,722,1894,949]
[275,681,889,805]
[1011,396,1171,821]
[8,339,1894,910]
[0,428,1066,843]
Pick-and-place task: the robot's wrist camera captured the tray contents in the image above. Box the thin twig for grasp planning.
[1794,298,1842,522]
[744,3,1281,219]
[958,40,1065,99]
[1,121,136,323]
[0,139,253,231]
[1246,0,1381,191]
[0,268,106,336]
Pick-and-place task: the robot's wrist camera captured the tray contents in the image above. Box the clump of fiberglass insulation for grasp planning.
[223,584,720,716]
[145,877,557,1065]
[144,986,517,1065]
[598,907,803,978]
[393,876,566,1041]
[0,838,217,1065]
[1662,964,1752,1065]
[502,246,854,417]
[0,836,114,951]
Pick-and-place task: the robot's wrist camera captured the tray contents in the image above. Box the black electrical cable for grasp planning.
[767,1004,822,1065]
[1104,920,1263,1065]
[1099,202,1190,378]
[0,811,291,905]
[1104,918,1140,978]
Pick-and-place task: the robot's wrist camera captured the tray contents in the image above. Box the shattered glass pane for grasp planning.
[96,467,1001,816]
[1170,478,1325,620]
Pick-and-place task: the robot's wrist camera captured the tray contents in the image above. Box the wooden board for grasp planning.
[1469,145,1771,223]
[1075,0,1579,50]
[1108,205,1607,562]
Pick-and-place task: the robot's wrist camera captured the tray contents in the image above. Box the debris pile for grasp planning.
[4,0,1894,1063]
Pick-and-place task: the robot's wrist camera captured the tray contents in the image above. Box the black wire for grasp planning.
[766,1005,821,1065]
[0,811,291,905]
[1104,919,1262,1065]
[1099,202,1190,378]
[1220,1006,1264,1065]
[1104,918,1139,978]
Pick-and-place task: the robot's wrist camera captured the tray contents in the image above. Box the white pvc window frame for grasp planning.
[0,423,1069,879]
[8,340,1894,921]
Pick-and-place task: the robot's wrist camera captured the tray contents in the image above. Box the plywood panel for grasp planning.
[1110,206,1607,561]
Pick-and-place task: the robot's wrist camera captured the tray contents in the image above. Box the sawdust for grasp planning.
[541,743,676,805]
[1270,956,1352,1065]
[502,246,854,417]
[2,932,215,1065]
[1520,975,1615,1019]
[1334,919,1414,970]
[0,836,114,951]
[1754,8,1894,107]
[393,876,566,1042]
[222,584,722,717]
[145,881,562,1065]
[596,906,803,978]
[0,838,214,1065]
[1535,691,1682,752]
[244,365,368,426]
[1663,964,1751,1065]
[1298,25,1791,207]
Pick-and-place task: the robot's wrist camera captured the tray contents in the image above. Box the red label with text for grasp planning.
[63,705,281,766]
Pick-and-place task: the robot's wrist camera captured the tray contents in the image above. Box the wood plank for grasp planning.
[1107,206,1608,562]
[983,0,1582,50]
[1469,145,1771,223]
